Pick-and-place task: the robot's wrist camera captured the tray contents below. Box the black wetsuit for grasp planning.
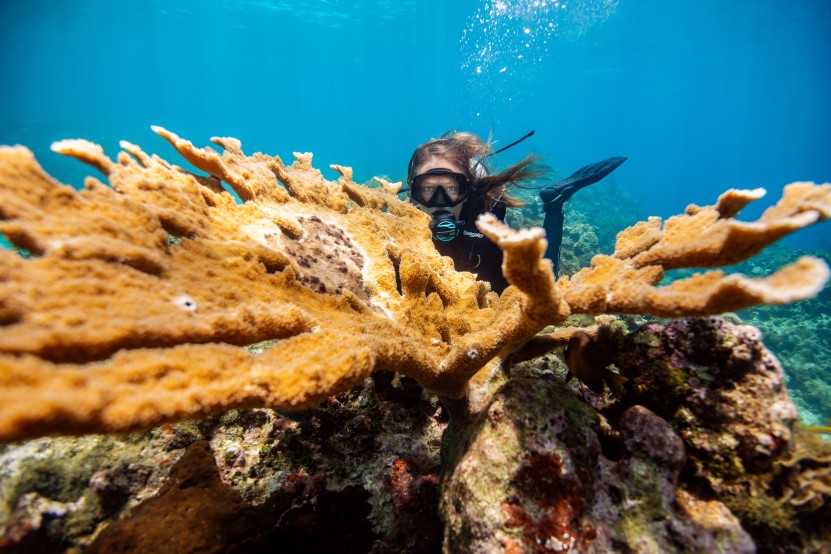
[433,156,627,294]
[434,194,510,293]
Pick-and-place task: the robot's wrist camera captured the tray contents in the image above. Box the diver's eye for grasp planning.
[446,185,458,195]
[421,185,436,196]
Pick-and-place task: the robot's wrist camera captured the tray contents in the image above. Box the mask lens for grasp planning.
[410,169,469,207]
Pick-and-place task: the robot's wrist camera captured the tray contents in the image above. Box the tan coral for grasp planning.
[560,182,831,317]
[775,430,831,511]
[0,128,828,442]
[625,184,829,269]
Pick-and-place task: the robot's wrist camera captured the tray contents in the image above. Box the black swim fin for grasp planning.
[540,156,628,206]
[541,156,627,277]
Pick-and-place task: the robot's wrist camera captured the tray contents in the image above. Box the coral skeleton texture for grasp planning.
[0,127,828,442]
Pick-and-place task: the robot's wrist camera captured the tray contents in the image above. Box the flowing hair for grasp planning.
[406,131,548,210]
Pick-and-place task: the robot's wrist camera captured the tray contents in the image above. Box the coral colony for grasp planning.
[1,128,831,552]
[0,127,829,441]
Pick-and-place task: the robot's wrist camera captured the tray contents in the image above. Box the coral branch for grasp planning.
[0,129,828,441]
[626,184,830,269]
[561,183,831,316]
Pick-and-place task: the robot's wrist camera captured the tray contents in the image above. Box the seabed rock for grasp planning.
[440,376,752,553]
[439,316,831,553]
[1,317,830,553]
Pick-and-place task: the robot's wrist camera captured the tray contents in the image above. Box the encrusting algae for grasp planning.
[0,127,828,442]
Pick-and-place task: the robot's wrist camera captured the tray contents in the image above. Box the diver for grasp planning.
[405,130,626,293]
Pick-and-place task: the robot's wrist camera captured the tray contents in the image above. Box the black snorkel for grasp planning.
[470,130,535,176]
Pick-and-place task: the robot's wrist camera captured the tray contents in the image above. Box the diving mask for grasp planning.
[408,168,470,208]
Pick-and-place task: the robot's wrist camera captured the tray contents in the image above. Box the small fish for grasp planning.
[799,418,831,435]
[565,329,627,398]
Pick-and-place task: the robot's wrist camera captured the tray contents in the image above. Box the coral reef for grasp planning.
[3,318,829,552]
[441,381,755,553]
[734,246,831,424]
[776,429,831,513]
[1,373,445,553]
[88,440,276,554]
[441,317,831,552]
[0,128,541,438]
[0,129,828,443]
[665,241,831,424]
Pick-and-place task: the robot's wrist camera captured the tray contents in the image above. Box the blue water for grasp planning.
[1,0,830,252]
[1,0,830,424]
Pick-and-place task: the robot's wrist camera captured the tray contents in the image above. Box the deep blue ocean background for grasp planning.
[1,0,830,421]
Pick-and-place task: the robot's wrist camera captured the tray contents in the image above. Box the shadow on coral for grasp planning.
[89,441,378,554]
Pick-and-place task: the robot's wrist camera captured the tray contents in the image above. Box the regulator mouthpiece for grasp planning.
[431,211,460,242]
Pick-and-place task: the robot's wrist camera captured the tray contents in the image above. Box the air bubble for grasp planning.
[460,0,619,102]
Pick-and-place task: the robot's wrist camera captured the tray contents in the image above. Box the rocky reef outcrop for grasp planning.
[2,317,829,553]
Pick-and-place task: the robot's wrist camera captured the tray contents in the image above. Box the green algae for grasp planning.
[632,330,662,348]
[702,436,747,481]
[253,441,296,475]
[245,338,280,355]
[633,359,692,419]
[618,512,663,554]
[723,492,798,534]
[0,433,172,549]
[441,378,605,552]
[8,437,122,506]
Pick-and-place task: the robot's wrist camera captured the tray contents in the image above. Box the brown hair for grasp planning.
[406,131,548,209]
